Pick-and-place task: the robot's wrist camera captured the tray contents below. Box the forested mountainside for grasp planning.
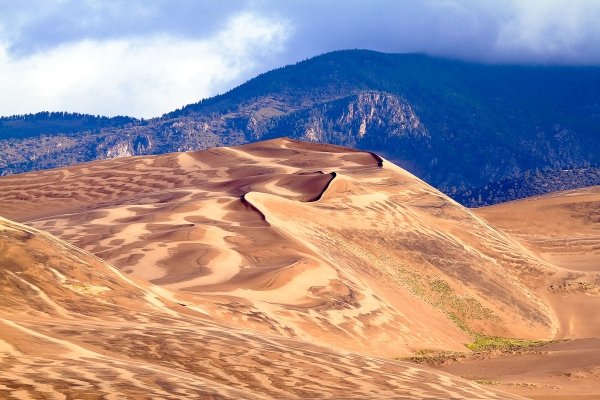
[457,166,600,207]
[1,50,599,205]
[0,112,137,140]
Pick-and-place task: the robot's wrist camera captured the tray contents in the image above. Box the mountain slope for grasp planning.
[1,216,525,399]
[2,139,598,360]
[457,167,600,207]
[0,112,137,140]
[2,50,599,205]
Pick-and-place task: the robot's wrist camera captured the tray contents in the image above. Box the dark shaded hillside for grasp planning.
[1,50,599,205]
[0,112,137,140]
[458,166,600,207]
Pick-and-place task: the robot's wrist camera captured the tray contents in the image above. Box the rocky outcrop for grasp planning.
[266,92,428,146]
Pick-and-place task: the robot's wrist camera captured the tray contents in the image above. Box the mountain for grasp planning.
[0,112,139,175]
[0,111,137,140]
[1,50,599,205]
[1,139,599,398]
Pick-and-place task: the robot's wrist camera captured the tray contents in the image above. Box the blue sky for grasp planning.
[1,0,600,117]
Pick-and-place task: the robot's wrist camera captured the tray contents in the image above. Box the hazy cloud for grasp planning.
[0,0,599,117]
[272,0,600,64]
[0,11,290,117]
[494,0,600,63]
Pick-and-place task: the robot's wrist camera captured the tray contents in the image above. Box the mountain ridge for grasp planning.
[1,50,599,205]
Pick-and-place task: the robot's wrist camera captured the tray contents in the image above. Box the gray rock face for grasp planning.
[273,92,428,145]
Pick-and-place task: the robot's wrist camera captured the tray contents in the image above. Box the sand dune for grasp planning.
[0,138,564,356]
[0,217,521,399]
[434,338,600,400]
[475,186,600,272]
[0,138,599,398]
[474,188,600,340]
[0,140,593,344]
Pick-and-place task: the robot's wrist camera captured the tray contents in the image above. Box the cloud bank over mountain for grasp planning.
[1,0,599,117]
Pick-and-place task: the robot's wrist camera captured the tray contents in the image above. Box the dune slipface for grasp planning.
[0,139,599,398]
[0,217,522,399]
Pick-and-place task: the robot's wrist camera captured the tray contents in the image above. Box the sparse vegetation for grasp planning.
[427,279,499,333]
[466,335,554,352]
[447,312,471,333]
[399,349,464,365]
[63,282,111,295]
[400,335,558,366]
[473,379,500,386]
[391,270,500,334]
[429,279,452,295]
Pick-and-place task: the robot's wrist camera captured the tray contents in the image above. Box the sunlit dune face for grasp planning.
[0,139,599,399]
[0,217,520,400]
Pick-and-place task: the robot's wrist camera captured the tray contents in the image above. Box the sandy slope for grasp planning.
[411,188,600,399]
[0,139,599,398]
[474,188,600,339]
[0,138,570,357]
[475,186,600,272]
[0,216,521,399]
[435,338,600,400]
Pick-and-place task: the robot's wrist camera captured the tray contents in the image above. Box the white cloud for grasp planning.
[495,0,600,62]
[0,12,291,117]
[1,1,600,119]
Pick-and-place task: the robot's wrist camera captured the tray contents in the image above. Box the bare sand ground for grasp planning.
[0,139,599,398]
[477,188,600,340]
[0,217,521,399]
[475,186,600,273]
[420,187,600,399]
[433,338,600,399]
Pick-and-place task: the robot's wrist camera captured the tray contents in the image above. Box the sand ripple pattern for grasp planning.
[0,217,520,399]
